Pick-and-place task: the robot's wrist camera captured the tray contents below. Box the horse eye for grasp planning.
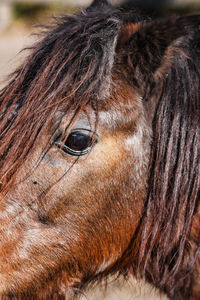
[54,130,95,156]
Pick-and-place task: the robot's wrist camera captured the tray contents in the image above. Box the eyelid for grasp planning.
[53,128,92,142]
[70,128,93,134]
[65,128,97,139]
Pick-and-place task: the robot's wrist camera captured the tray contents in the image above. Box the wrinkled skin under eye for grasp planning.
[54,129,97,156]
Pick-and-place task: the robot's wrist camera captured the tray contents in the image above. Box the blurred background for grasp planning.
[0,0,200,88]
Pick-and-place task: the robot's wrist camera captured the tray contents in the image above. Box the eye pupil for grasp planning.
[66,133,91,152]
[54,129,97,156]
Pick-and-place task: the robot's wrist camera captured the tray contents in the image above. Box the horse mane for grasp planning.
[120,28,200,299]
[138,37,200,298]
[107,14,200,300]
[0,2,199,299]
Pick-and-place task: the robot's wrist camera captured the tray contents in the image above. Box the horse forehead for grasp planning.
[54,83,143,132]
[99,96,144,130]
[99,110,134,129]
[56,108,137,132]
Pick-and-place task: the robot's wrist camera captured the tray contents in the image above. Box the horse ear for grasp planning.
[118,15,200,92]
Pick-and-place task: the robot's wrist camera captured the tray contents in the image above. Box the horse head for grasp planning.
[0,0,199,299]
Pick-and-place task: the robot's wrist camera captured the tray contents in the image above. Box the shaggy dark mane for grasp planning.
[113,15,200,300]
[138,37,200,299]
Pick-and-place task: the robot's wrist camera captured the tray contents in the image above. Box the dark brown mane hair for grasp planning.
[0,1,200,299]
[115,18,200,299]
[138,38,200,298]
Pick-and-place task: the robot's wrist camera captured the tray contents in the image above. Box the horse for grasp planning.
[0,0,199,299]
